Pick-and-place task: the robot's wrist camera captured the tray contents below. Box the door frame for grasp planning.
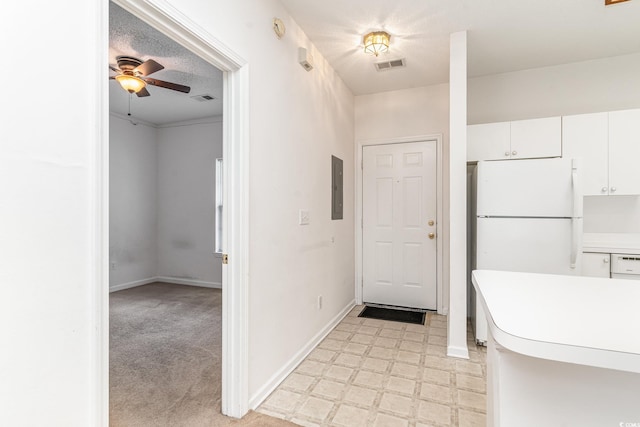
[93,0,250,423]
[355,135,444,313]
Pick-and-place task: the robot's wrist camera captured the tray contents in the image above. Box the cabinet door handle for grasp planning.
[603,258,609,264]
[601,187,608,193]
[610,187,617,193]
[511,150,517,156]
[504,151,510,157]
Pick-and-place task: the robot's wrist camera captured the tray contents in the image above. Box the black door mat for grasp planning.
[358,306,425,325]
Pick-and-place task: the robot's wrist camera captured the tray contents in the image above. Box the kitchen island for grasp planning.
[472,270,640,427]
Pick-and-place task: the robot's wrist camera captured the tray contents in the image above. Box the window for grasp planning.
[215,158,223,254]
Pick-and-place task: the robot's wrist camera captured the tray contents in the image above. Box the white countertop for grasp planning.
[583,232,640,254]
[472,270,640,373]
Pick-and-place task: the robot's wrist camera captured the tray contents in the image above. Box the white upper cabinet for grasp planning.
[563,109,640,196]
[608,109,640,196]
[468,117,561,162]
[562,112,609,196]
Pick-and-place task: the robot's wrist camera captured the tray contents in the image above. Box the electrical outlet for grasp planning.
[317,295,323,310]
[299,209,310,225]
[110,261,117,270]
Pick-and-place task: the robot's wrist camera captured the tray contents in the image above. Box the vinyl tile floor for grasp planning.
[257,306,486,427]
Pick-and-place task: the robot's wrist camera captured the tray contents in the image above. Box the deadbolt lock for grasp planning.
[428,220,434,226]
[428,233,435,239]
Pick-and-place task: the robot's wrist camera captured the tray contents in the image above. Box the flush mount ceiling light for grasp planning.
[115,74,147,94]
[363,31,390,57]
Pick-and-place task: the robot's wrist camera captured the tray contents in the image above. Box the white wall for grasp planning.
[584,196,640,234]
[157,120,222,285]
[157,0,356,404]
[468,52,640,124]
[0,0,100,424]
[355,84,449,142]
[110,115,158,288]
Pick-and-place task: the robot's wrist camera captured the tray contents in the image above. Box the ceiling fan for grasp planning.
[109,55,191,97]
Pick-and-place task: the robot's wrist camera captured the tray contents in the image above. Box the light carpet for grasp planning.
[110,282,297,426]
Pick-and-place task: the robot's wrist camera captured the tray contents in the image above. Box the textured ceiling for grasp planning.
[110,0,640,118]
[279,0,640,95]
[109,2,223,125]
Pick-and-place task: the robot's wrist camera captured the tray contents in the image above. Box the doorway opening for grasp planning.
[97,0,250,423]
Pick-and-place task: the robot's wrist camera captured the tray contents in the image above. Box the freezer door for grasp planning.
[477,158,581,218]
[476,217,583,275]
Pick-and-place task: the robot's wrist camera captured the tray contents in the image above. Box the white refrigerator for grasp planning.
[471,157,583,344]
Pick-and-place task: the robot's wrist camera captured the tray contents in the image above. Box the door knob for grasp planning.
[428,220,434,226]
[428,233,435,239]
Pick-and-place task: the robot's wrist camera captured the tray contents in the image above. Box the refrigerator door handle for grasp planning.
[571,158,583,218]
[570,218,579,269]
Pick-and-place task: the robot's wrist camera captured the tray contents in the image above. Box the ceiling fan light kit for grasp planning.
[115,74,146,93]
[110,55,191,97]
[363,31,390,56]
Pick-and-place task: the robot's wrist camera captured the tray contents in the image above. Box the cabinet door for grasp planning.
[581,252,610,278]
[467,122,510,162]
[609,109,640,196]
[510,117,561,160]
[562,113,609,196]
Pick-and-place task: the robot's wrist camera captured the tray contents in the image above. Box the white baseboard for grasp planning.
[109,277,157,293]
[447,345,470,359]
[155,276,222,289]
[110,276,221,293]
[249,299,356,410]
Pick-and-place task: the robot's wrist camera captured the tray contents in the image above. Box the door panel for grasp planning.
[476,158,576,218]
[562,112,609,196]
[510,116,561,160]
[609,109,640,196]
[363,141,437,310]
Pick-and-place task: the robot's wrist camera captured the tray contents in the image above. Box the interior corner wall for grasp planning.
[156,120,223,286]
[447,30,469,360]
[354,84,451,311]
[166,0,356,403]
[109,118,223,290]
[109,115,158,289]
[468,52,640,124]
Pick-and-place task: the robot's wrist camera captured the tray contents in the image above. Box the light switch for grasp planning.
[299,209,310,225]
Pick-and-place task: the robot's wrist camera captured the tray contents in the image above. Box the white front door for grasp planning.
[362,141,437,310]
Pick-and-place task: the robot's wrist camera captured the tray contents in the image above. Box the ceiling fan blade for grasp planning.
[134,59,164,76]
[145,78,191,94]
[109,65,120,73]
[136,87,151,97]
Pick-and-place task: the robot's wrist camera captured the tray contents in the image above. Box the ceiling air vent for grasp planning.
[190,94,216,102]
[374,58,406,72]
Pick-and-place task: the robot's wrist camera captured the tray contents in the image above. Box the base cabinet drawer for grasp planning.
[581,252,611,278]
